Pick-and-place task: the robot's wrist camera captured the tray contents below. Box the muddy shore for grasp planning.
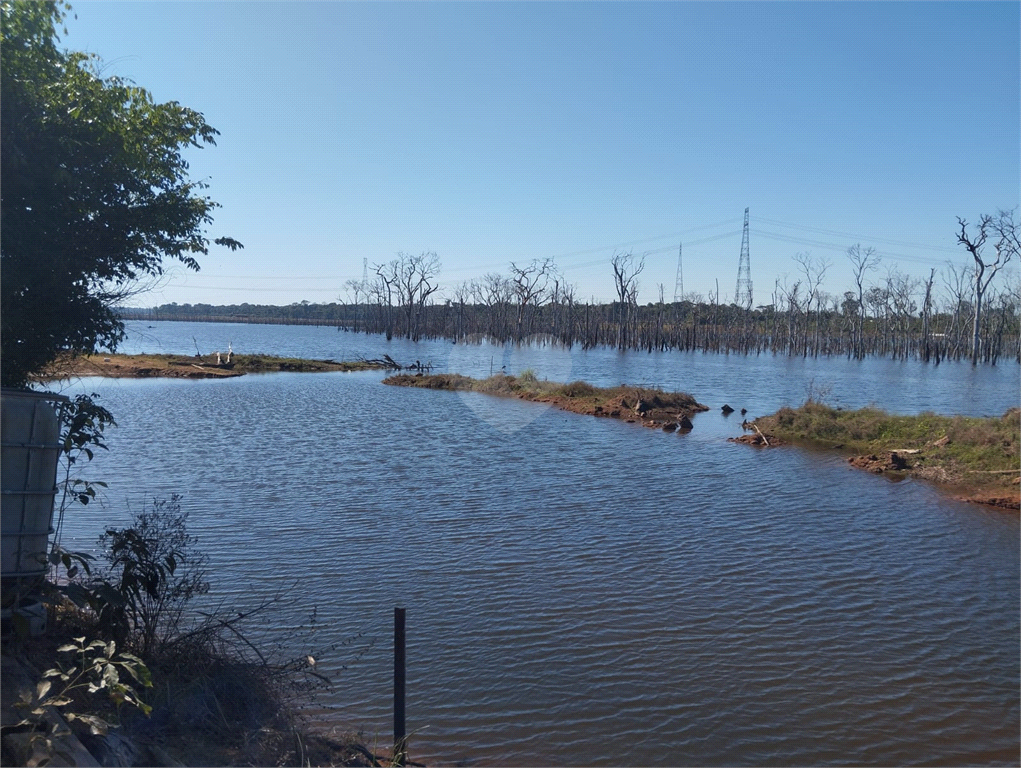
[383,372,709,430]
[731,404,1019,511]
[38,353,390,380]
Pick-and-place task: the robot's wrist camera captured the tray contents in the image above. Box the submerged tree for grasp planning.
[509,258,555,340]
[372,251,442,340]
[611,250,644,350]
[846,244,880,359]
[956,211,1018,365]
[0,0,241,386]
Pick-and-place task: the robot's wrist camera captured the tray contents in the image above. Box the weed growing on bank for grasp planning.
[757,403,1020,488]
[11,496,384,767]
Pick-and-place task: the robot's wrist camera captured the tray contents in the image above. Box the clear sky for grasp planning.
[63,1,1019,307]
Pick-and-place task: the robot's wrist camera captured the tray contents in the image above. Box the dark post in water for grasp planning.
[394,606,407,766]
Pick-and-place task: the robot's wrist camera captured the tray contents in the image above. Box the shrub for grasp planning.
[62,495,209,660]
[557,381,598,398]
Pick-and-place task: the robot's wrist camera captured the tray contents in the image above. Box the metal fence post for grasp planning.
[394,606,406,766]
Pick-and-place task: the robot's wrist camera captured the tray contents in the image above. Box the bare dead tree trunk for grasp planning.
[847,244,880,359]
[957,212,1017,365]
[611,251,645,350]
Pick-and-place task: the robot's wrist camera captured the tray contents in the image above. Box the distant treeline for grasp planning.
[118,212,1021,366]
[121,287,1019,365]
[122,223,1021,365]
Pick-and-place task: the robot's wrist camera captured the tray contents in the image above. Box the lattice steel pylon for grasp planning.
[735,208,752,310]
[673,242,683,303]
[358,258,368,330]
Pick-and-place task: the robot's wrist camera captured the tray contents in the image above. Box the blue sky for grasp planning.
[64,1,1019,307]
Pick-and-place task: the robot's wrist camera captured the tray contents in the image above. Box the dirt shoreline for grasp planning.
[38,353,390,380]
[731,405,1020,511]
[383,372,709,430]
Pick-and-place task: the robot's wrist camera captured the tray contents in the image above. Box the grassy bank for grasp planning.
[39,353,390,380]
[748,403,1020,509]
[383,371,708,428]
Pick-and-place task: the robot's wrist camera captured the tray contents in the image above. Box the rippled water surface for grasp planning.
[54,322,1019,765]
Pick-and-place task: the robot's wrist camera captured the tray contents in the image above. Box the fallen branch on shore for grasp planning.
[357,354,432,372]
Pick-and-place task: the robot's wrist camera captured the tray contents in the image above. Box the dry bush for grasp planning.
[556,381,598,398]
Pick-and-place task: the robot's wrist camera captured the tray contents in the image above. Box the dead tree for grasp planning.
[371,263,398,339]
[886,267,919,360]
[397,251,441,341]
[941,262,972,359]
[793,251,830,356]
[611,250,645,350]
[509,258,553,340]
[957,211,1017,364]
[920,268,936,361]
[847,244,880,359]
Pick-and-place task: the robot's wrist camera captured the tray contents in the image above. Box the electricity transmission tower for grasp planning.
[673,242,683,303]
[358,258,368,330]
[735,208,752,310]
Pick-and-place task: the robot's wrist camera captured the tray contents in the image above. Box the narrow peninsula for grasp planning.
[383,371,709,430]
[39,353,392,380]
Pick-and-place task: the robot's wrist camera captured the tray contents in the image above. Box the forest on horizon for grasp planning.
[121,244,1019,366]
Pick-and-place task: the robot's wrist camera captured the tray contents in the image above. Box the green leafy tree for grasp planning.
[0,1,242,386]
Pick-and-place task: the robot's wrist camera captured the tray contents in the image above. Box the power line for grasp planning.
[148,284,343,294]
[539,231,743,274]
[438,216,745,275]
[754,230,959,266]
[752,215,959,254]
[162,214,974,302]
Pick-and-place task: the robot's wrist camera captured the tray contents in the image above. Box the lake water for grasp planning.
[50,321,1019,765]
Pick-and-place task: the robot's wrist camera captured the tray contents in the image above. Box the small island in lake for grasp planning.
[39,353,393,380]
[733,402,1020,510]
[383,371,709,430]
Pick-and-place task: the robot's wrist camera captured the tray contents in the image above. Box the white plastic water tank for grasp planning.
[1,389,69,607]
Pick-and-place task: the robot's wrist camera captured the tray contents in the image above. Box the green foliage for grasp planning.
[15,635,152,762]
[58,392,114,505]
[49,393,112,585]
[60,495,210,659]
[0,0,241,386]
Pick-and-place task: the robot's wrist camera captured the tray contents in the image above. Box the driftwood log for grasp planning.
[358,355,433,372]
